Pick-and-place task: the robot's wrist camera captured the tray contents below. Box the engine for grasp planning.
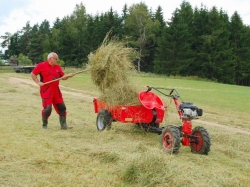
[180,102,203,119]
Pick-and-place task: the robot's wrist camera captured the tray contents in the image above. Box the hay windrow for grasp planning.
[87,34,140,106]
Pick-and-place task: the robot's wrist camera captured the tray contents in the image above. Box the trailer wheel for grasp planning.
[190,126,211,155]
[96,109,112,131]
[25,69,31,74]
[161,125,181,154]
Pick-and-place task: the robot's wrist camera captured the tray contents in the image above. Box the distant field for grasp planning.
[0,65,12,72]
[0,72,250,186]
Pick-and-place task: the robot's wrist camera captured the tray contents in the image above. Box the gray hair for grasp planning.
[47,52,56,60]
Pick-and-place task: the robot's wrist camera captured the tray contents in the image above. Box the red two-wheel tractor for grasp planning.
[93,86,211,155]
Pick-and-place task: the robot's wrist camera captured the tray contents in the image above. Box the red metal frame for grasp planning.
[173,97,192,146]
[94,88,194,147]
[93,98,165,124]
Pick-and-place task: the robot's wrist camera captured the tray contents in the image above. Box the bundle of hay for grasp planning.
[98,83,139,106]
[87,34,140,106]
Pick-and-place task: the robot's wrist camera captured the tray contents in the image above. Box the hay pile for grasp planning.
[87,34,140,106]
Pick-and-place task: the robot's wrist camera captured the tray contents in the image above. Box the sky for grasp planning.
[1,0,250,51]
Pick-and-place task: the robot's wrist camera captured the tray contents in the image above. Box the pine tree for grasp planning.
[230,12,250,85]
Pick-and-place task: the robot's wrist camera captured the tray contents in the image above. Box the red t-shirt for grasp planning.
[32,61,65,86]
[32,61,65,98]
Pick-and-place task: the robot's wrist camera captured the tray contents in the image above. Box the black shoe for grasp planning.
[61,126,73,130]
[43,126,48,130]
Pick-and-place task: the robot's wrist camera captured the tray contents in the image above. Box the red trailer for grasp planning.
[93,86,211,155]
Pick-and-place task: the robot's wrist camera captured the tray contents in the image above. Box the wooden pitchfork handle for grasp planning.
[43,69,89,85]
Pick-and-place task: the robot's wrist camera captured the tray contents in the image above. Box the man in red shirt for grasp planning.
[31,52,74,130]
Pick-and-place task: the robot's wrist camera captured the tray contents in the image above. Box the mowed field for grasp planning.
[0,70,250,187]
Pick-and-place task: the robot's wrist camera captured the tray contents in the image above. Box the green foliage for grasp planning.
[1,1,250,85]
[230,12,250,85]
[17,22,32,56]
[125,2,160,71]
[17,53,32,65]
[28,24,43,64]
[0,32,11,50]
[154,2,194,76]
[58,59,65,66]
[43,52,49,61]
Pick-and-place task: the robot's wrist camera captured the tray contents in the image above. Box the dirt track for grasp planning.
[1,74,250,135]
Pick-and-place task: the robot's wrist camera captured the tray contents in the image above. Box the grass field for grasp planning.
[0,70,250,187]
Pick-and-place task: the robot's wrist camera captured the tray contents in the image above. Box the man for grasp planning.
[31,52,74,130]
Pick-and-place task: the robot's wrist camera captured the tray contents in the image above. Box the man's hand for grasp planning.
[37,82,45,87]
[62,73,75,80]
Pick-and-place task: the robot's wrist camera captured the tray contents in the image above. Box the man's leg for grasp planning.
[42,98,52,129]
[53,92,72,129]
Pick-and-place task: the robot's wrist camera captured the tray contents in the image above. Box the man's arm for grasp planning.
[31,72,44,86]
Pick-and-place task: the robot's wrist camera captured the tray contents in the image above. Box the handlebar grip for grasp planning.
[146,86,152,93]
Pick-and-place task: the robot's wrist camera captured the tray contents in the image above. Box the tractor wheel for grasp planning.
[190,126,211,155]
[96,109,112,131]
[161,125,181,154]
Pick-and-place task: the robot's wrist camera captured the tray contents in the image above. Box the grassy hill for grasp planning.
[0,71,249,186]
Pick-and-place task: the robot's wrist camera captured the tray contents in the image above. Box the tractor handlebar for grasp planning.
[146,86,180,99]
[146,86,152,93]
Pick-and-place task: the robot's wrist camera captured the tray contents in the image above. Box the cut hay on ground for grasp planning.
[87,34,140,105]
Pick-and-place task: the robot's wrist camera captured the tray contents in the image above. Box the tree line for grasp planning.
[1,1,250,86]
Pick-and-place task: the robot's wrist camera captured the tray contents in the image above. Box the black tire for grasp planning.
[161,125,181,154]
[25,69,31,74]
[96,109,112,131]
[190,126,211,155]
